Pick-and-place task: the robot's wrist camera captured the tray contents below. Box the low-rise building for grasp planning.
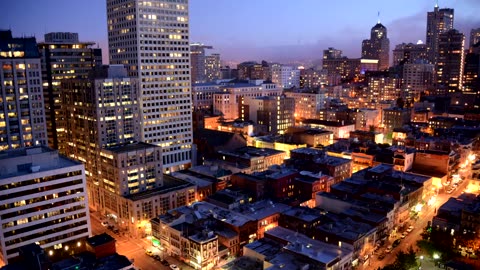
[217,147,286,173]
[298,119,355,139]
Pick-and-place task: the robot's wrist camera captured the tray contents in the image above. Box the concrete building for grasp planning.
[436,29,465,94]
[0,30,47,151]
[322,57,360,81]
[0,147,90,264]
[190,43,213,83]
[107,0,193,172]
[298,119,355,139]
[192,82,222,111]
[38,32,102,150]
[217,146,286,173]
[205,53,221,82]
[367,76,401,102]
[237,61,270,81]
[270,64,300,89]
[383,107,411,133]
[244,95,295,134]
[284,89,326,120]
[213,80,281,121]
[392,42,427,66]
[426,5,454,65]
[361,22,390,70]
[403,60,435,101]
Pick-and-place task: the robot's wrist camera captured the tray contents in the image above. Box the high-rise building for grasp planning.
[426,5,454,65]
[361,22,390,70]
[392,42,427,66]
[205,53,221,82]
[323,47,342,60]
[0,146,90,264]
[437,29,465,94]
[107,0,193,172]
[470,28,480,49]
[464,43,480,95]
[38,32,102,151]
[237,61,270,80]
[0,30,47,151]
[403,60,435,101]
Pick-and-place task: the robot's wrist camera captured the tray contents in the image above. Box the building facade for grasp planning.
[0,147,90,264]
[107,0,193,172]
[436,29,465,94]
[38,32,102,151]
[0,30,47,151]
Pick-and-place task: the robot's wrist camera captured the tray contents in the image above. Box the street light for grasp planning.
[419,255,423,270]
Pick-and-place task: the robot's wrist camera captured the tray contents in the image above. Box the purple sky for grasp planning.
[2,0,479,65]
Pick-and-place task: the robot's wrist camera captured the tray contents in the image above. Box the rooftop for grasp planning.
[103,141,159,153]
[124,175,194,201]
[86,233,115,247]
[245,238,282,260]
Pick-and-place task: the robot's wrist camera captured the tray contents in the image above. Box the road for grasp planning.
[90,212,193,270]
[367,180,468,270]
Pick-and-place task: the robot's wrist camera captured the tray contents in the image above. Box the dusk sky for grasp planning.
[2,0,479,65]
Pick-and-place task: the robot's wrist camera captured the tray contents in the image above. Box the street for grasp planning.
[90,212,193,270]
[367,180,469,270]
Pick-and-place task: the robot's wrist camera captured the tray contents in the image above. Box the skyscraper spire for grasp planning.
[435,0,438,8]
[377,11,380,24]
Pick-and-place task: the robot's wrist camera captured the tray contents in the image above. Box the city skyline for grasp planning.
[3,0,479,64]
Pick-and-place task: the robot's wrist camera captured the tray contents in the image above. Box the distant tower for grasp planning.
[361,15,390,70]
[426,5,454,65]
[470,28,480,49]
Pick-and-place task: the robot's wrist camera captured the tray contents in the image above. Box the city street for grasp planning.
[367,181,468,270]
[90,212,193,270]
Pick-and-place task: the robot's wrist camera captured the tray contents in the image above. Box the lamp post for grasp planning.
[419,255,423,270]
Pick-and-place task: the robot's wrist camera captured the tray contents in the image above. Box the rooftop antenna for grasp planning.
[377,11,380,24]
[435,0,438,8]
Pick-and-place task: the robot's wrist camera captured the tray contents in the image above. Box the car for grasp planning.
[401,232,407,239]
[153,254,161,260]
[145,250,153,256]
[161,260,170,266]
[385,246,392,254]
[392,239,401,248]
[101,221,108,227]
[170,264,180,270]
[407,226,414,233]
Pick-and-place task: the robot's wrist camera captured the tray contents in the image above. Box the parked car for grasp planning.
[101,221,108,227]
[393,239,401,248]
[170,264,180,270]
[161,260,170,266]
[385,246,392,253]
[401,232,407,239]
[407,226,414,233]
[145,250,153,256]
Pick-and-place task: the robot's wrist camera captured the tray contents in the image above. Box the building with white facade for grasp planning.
[403,60,435,101]
[213,80,281,120]
[0,30,47,151]
[107,0,193,172]
[271,64,300,88]
[0,146,90,264]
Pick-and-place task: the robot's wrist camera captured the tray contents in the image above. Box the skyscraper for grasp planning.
[107,0,193,172]
[0,30,47,150]
[361,21,390,70]
[38,32,102,151]
[426,5,454,65]
[437,29,465,94]
[392,42,427,66]
[204,53,221,82]
[470,28,480,49]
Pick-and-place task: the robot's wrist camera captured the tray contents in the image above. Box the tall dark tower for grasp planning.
[426,4,454,65]
[361,16,390,70]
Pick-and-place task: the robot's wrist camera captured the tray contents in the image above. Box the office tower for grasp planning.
[464,44,480,95]
[271,64,301,88]
[0,146,90,264]
[38,32,102,152]
[361,21,390,70]
[0,30,47,151]
[61,65,144,207]
[471,28,480,49]
[190,43,212,83]
[323,47,342,60]
[107,0,192,172]
[205,53,221,82]
[392,42,427,66]
[437,29,465,94]
[367,75,401,102]
[426,5,454,65]
[403,60,435,101]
